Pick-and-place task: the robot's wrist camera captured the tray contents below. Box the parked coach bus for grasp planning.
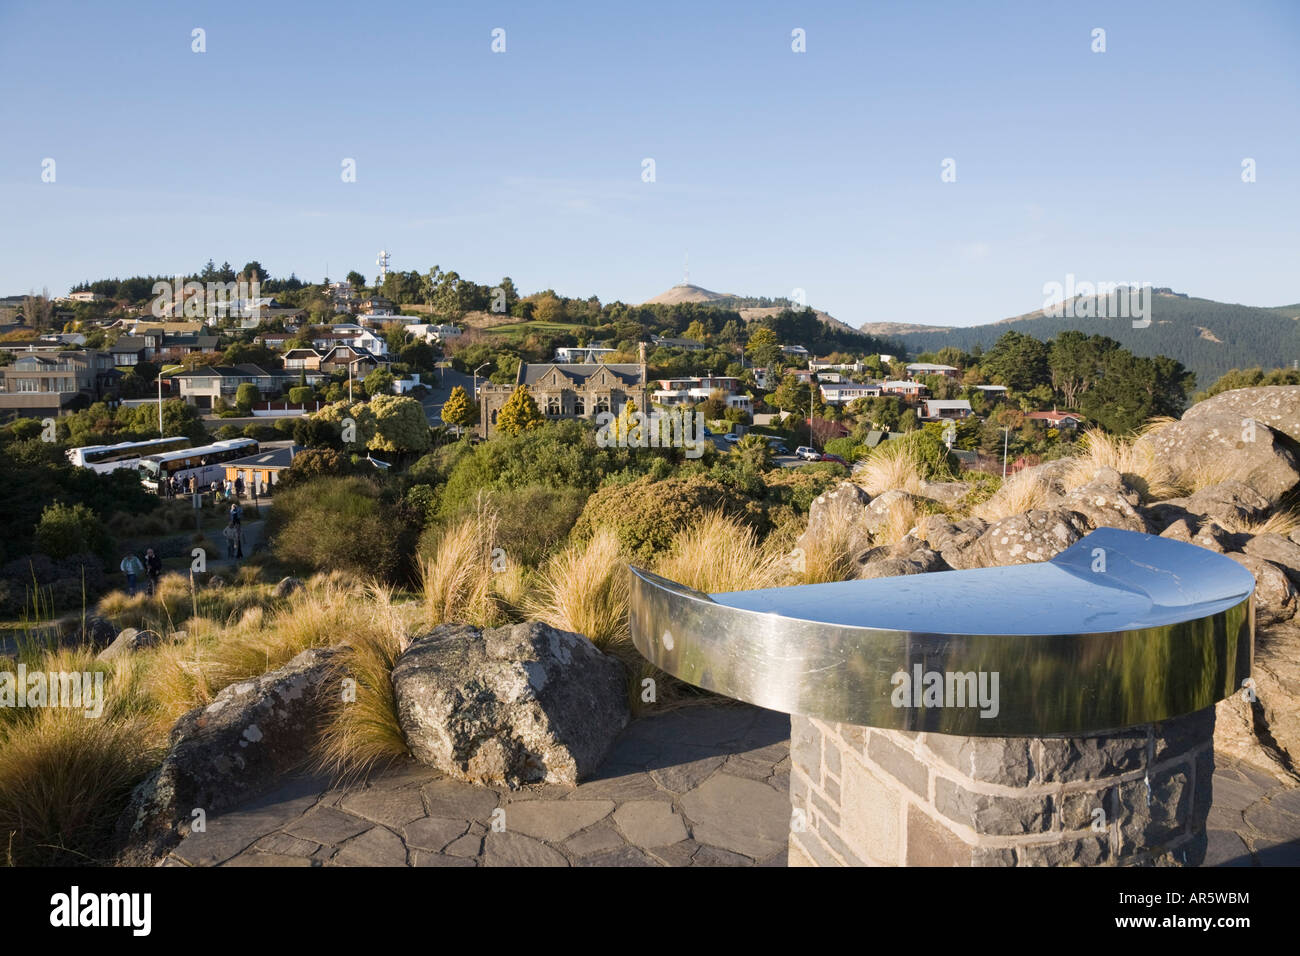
[138,438,260,492]
[66,436,193,474]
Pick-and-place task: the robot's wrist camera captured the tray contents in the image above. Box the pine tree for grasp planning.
[496,386,545,435]
[441,385,475,430]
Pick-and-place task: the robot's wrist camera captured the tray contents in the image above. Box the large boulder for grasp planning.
[1155,480,1271,529]
[272,576,305,599]
[862,489,921,538]
[965,509,1089,567]
[1157,515,1233,554]
[392,622,628,788]
[1135,415,1300,504]
[1054,467,1149,533]
[1182,385,1300,447]
[915,514,988,570]
[1215,620,1300,778]
[1226,554,1296,625]
[797,482,873,557]
[916,479,971,506]
[1242,533,1300,587]
[116,646,343,862]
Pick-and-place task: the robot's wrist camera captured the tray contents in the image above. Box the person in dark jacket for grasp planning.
[143,548,163,597]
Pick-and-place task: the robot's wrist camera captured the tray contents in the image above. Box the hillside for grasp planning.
[863,292,1300,387]
[642,284,733,306]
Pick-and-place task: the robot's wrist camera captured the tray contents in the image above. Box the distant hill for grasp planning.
[862,292,1300,388]
[642,284,864,336]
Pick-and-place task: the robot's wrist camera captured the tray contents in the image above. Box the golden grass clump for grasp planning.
[524,526,629,651]
[1061,425,1182,501]
[972,466,1055,522]
[653,512,786,594]
[869,493,921,548]
[855,440,925,496]
[315,586,412,780]
[419,505,504,629]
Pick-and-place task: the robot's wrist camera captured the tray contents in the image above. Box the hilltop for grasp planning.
[642,284,865,337]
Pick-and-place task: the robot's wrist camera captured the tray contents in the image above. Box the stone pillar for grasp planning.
[788,707,1214,866]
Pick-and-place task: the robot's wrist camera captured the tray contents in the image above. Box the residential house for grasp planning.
[0,350,120,419]
[820,383,882,406]
[319,345,381,378]
[1027,410,1086,429]
[652,375,751,411]
[921,399,973,420]
[173,364,287,409]
[479,362,648,439]
[110,336,149,368]
[555,345,617,364]
[906,363,959,379]
[880,380,927,403]
[781,344,811,359]
[282,348,322,372]
[649,335,708,352]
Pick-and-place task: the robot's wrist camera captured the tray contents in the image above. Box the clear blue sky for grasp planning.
[1,0,1296,327]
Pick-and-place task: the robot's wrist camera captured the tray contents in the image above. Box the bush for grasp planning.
[288,386,314,404]
[433,483,589,568]
[277,448,359,488]
[34,501,112,562]
[571,475,764,562]
[267,476,410,582]
[234,382,260,413]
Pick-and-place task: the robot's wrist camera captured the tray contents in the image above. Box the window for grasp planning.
[574,395,585,416]
[546,396,561,416]
[594,397,609,414]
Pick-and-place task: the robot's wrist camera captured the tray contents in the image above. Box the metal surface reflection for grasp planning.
[629,528,1254,736]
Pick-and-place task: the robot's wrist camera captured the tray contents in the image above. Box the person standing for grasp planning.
[234,474,245,499]
[222,521,239,559]
[143,548,162,597]
[120,552,144,597]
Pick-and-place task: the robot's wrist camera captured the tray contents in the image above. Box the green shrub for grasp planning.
[34,501,112,562]
[266,476,410,582]
[288,386,314,404]
[234,382,260,413]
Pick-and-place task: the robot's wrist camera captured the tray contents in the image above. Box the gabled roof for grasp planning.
[520,363,645,387]
[110,336,147,352]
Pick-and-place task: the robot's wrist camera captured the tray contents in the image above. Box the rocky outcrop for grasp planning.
[855,536,949,579]
[392,622,629,789]
[1182,385,1300,447]
[1157,515,1233,553]
[97,627,161,662]
[1135,417,1300,504]
[964,509,1089,567]
[916,480,971,506]
[116,646,343,862]
[1242,533,1300,587]
[1153,480,1270,530]
[862,489,920,538]
[915,515,988,570]
[1226,554,1296,625]
[1055,467,1149,533]
[798,482,873,557]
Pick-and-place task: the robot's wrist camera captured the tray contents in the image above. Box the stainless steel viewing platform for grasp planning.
[629,528,1255,736]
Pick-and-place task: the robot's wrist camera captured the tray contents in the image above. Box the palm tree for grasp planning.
[734,433,774,470]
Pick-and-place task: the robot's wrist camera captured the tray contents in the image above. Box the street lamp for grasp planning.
[348,356,364,402]
[1002,426,1010,480]
[156,370,164,437]
[472,362,491,402]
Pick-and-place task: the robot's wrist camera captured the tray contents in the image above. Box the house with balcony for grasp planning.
[319,345,381,377]
[906,362,959,379]
[0,350,120,419]
[880,379,928,403]
[820,383,883,406]
[651,374,751,411]
[921,399,973,420]
[173,364,288,409]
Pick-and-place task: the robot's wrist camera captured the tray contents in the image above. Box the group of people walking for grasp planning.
[161,472,249,501]
[119,501,249,596]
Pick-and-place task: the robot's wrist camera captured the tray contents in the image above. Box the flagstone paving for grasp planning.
[164,703,1300,867]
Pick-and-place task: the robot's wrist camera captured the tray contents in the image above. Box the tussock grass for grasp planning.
[856,441,925,496]
[315,586,412,780]
[1229,509,1300,537]
[870,494,921,548]
[1062,425,1182,501]
[524,527,629,651]
[653,512,786,594]
[973,467,1055,522]
[419,505,504,629]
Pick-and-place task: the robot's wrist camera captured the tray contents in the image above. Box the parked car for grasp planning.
[795,446,820,460]
[724,433,741,443]
[819,453,849,466]
[770,443,789,455]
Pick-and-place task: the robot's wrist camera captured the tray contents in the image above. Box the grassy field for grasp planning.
[483,320,589,335]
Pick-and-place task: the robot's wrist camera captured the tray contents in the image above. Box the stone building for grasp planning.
[479,360,648,438]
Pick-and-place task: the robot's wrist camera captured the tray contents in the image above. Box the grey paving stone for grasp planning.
[613,800,688,848]
[650,754,726,793]
[222,851,315,867]
[1243,802,1300,843]
[403,817,470,852]
[331,827,409,866]
[174,786,322,866]
[1255,839,1300,866]
[369,760,438,790]
[421,778,502,822]
[482,831,569,867]
[680,773,791,860]
[285,807,372,846]
[648,840,699,867]
[564,822,626,857]
[565,771,668,802]
[575,845,660,866]
[692,844,754,866]
[724,754,778,781]
[1204,829,1254,867]
[1268,787,1300,816]
[254,832,321,858]
[411,851,477,867]
[1211,772,1265,813]
[338,788,428,827]
[444,833,484,858]
[501,800,614,842]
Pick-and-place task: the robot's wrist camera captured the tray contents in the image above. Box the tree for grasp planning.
[733,434,773,470]
[684,319,708,343]
[368,394,431,454]
[532,293,565,324]
[441,385,476,431]
[495,386,545,435]
[746,326,782,368]
[363,366,396,397]
[234,383,260,413]
[240,261,268,283]
[345,271,366,290]
[34,501,111,562]
[982,331,1050,392]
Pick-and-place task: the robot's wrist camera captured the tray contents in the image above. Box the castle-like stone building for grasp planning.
[478,361,648,438]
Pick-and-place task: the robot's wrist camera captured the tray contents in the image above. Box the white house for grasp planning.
[555,346,617,363]
[907,363,959,378]
[921,399,973,420]
[820,383,883,406]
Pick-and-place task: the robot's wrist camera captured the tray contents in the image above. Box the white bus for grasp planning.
[67,436,194,473]
[138,438,260,492]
